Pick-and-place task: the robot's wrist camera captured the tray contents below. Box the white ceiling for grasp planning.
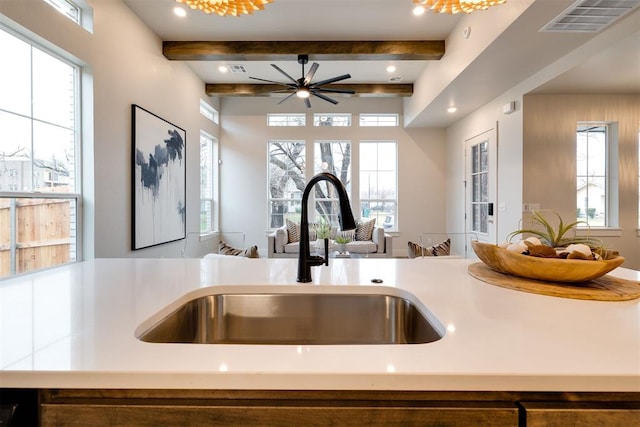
[123,0,640,127]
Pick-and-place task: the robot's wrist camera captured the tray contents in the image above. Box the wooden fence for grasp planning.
[0,198,71,278]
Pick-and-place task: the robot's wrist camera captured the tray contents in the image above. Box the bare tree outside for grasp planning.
[268,139,352,228]
[268,141,306,228]
[314,141,351,225]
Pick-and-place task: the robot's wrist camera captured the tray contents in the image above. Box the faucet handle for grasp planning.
[308,254,325,267]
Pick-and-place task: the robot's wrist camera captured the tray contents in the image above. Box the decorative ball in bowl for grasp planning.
[471,240,624,283]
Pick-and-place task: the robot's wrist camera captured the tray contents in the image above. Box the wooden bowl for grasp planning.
[471,240,625,283]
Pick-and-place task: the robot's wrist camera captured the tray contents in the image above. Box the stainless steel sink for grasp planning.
[136,288,444,345]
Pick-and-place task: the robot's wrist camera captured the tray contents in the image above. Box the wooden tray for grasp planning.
[468,262,640,301]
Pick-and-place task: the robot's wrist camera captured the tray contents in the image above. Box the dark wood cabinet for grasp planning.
[35,389,639,427]
[520,401,640,427]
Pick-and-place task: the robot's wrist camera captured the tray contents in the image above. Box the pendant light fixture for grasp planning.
[413,0,506,15]
[175,0,273,17]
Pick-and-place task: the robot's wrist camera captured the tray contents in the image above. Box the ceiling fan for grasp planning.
[249,54,355,108]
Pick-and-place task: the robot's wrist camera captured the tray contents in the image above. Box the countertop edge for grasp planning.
[2,371,639,392]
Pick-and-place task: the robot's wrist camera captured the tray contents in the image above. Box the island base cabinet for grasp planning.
[40,390,518,427]
[38,390,639,427]
[520,401,640,427]
[41,404,517,427]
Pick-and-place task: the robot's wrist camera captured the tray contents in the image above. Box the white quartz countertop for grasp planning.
[1,257,639,392]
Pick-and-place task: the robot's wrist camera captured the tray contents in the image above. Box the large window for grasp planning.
[314,141,351,224]
[360,141,397,231]
[268,141,306,228]
[576,124,608,227]
[200,131,215,233]
[0,26,81,278]
[266,114,400,231]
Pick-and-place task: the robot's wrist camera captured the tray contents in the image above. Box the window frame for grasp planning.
[313,113,352,127]
[313,140,352,225]
[359,113,399,127]
[199,131,216,234]
[267,140,306,229]
[43,0,80,23]
[0,24,82,278]
[267,113,306,127]
[358,140,398,232]
[42,0,93,32]
[200,99,219,124]
[576,122,616,228]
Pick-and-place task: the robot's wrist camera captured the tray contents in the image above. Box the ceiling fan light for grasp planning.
[296,88,310,99]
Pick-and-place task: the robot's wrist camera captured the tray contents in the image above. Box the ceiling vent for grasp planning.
[228,64,247,73]
[389,76,403,82]
[540,0,640,33]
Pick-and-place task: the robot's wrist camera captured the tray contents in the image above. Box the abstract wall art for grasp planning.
[132,104,186,250]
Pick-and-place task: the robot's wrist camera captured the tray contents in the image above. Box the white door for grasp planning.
[465,129,497,252]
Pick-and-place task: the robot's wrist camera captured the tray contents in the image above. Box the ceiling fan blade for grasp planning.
[271,64,299,85]
[311,91,339,105]
[248,76,296,87]
[277,92,297,105]
[310,73,352,87]
[304,97,312,108]
[303,62,319,86]
[314,87,355,94]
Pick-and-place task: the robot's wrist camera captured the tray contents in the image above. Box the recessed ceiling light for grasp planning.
[173,7,187,17]
[447,106,457,113]
[386,65,396,73]
[413,5,426,16]
[218,65,229,73]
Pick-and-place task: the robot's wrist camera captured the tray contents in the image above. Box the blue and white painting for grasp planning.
[132,105,186,250]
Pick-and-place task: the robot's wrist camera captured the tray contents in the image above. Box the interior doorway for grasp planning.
[465,128,497,250]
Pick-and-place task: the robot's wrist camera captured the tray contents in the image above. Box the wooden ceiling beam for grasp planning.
[164,40,444,61]
[205,83,414,97]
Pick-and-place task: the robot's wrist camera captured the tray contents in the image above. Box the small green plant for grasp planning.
[507,210,603,249]
[334,235,351,245]
[314,219,332,240]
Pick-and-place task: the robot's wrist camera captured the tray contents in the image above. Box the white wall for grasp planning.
[0,0,219,259]
[523,94,640,270]
[219,97,447,256]
[445,94,524,245]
